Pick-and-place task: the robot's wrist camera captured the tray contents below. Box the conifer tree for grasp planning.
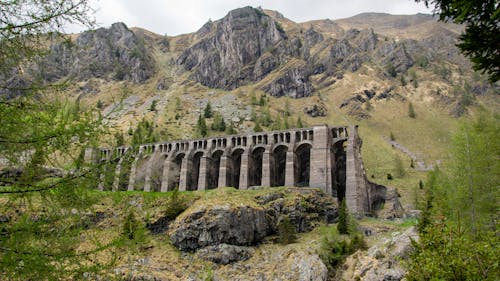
[337,200,349,234]
[204,102,213,118]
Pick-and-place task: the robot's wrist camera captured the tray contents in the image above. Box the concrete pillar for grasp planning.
[84,148,99,164]
[127,156,140,191]
[143,154,156,192]
[179,153,191,191]
[310,125,332,194]
[239,150,249,190]
[197,156,209,190]
[218,155,228,188]
[97,165,106,191]
[112,158,123,191]
[285,150,295,186]
[345,125,368,216]
[160,157,171,192]
[261,150,271,187]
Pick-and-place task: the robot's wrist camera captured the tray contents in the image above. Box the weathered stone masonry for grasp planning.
[85,125,383,216]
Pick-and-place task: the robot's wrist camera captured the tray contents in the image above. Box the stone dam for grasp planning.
[85,125,386,216]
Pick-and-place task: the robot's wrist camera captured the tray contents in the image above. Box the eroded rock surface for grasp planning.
[341,226,418,281]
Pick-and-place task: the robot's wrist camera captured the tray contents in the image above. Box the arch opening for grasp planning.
[271,145,287,187]
[249,147,265,187]
[150,154,168,192]
[229,149,244,189]
[187,152,203,191]
[169,153,185,190]
[294,143,311,187]
[332,141,347,202]
[208,151,223,189]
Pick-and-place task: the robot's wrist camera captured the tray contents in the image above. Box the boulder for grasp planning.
[168,204,268,251]
[196,244,253,264]
[341,227,418,281]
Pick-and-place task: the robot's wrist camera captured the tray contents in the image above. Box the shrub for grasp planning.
[277,216,297,244]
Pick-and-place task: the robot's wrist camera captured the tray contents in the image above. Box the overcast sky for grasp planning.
[68,0,433,35]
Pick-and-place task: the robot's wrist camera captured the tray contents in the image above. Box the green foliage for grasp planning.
[149,99,158,112]
[385,62,397,77]
[131,118,157,146]
[416,55,429,68]
[254,120,263,132]
[408,111,500,279]
[115,132,125,146]
[164,188,189,220]
[296,116,304,128]
[225,123,237,135]
[318,226,367,271]
[407,221,499,280]
[337,200,349,234]
[250,92,259,106]
[204,102,213,118]
[211,112,226,132]
[277,216,297,244]
[96,99,104,109]
[197,114,208,137]
[394,154,406,178]
[260,106,272,127]
[400,75,407,86]
[259,94,267,106]
[417,0,499,82]
[408,102,416,118]
[389,131,396,141]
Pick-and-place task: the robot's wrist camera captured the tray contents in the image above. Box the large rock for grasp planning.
[168,188,338,251]
[196,244,253,265]
[341,227,418,281]
[168,204,268,251]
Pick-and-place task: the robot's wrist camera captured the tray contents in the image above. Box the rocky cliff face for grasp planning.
[177,7,285,90]
[36,22,155,84]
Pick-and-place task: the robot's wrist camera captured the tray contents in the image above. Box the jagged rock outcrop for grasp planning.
[196,244,253,265]
[341,227,418,281]
[177,7,285,90]
[169,204,268,251]
[263,65,314,98]
[38,22,155,83]
[168,188,338,252]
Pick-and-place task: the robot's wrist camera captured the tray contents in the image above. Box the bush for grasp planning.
[164,188,189,220]
[277,216,297,244]
[407,222,499,281]
[337,200,349,234]
[318,226,367,271]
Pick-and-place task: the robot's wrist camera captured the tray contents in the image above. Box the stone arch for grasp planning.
[149,153,168,192]
[229,148,244,189]
[207,150,223,189]
[132,154,151,191]
[294,143,312,187]
[187,151,204,191]
[332,140,347,201]
[249,146,265,187]
[271,145,288,187]
[168,152,185,190]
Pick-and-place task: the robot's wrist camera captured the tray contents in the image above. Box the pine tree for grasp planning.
[278,217,297,244]
[254,120,263,132]
[337,200,349,234]
[225,123,237,134]
[296,116,304,128]
[197,114,208,137]
[204,102,213,118]
[408,102,417,118]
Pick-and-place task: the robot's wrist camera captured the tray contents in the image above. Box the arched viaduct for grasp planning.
[85,125,381,216]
